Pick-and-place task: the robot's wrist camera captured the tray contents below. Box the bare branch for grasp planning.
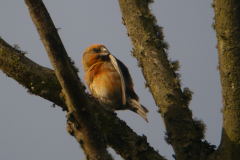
[0,35,165,160]
[0,38,65,108]
[24,0,110,159]
[118,0,214,159]
[212,0,240,159]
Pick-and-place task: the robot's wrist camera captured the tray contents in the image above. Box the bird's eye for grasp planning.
[92,48,99,53]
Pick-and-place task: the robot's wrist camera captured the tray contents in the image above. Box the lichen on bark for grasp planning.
[212,0,240,159]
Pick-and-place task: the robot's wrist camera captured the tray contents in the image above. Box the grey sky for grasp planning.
[0,1,221,160]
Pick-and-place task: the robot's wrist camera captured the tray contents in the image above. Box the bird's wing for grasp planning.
[109,54,126,105]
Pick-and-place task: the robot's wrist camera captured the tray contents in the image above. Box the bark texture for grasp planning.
[212,0,240,159]
[24,0,111,159]
[118,0,214,159]
[0,37,165,160]
[3,0,232,159]
[0,39,64,108]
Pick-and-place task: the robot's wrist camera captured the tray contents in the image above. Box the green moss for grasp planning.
[164,131,172,144]
[13,44,20,50]
[193,118,206,140]
[169,60,180,72]
[147,0,154,4]
[182,88,193,106]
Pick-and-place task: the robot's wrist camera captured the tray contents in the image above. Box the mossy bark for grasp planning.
[24,0,111,159]
[118,0,214,159]
[0,29,164,160]
[212,0,240,159]
[0,38,65,108]
[2,0,231,159]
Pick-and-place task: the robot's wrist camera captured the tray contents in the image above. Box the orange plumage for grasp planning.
[82,44,148,122]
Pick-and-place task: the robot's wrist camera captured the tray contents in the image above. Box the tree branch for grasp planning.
[212,0,240,159]
[0,38,65,108]
[24,0,111,159]
[118,0,214,159]
[0,37,165,160]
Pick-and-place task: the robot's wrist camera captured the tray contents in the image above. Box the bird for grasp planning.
[82,44,149,122]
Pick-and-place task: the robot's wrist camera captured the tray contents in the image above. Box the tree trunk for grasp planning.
[212,0,240,159]
[24,0,111,159]
[118,0,211,159]
[4,0,237,159]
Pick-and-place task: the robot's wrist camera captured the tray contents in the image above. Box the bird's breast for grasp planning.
[85,61,122,101]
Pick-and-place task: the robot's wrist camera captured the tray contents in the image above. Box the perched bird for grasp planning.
[82,44,149,122]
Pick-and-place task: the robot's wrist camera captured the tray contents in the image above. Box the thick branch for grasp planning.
[24,0,110,159]
[0,39,65,108]
[118,0,214,159]
[212,0,240,159]
[0,37,165,160]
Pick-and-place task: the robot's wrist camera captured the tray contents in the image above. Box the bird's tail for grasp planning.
[128,99,149,122]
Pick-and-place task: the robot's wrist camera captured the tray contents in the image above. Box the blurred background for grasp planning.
[0,1,221,160]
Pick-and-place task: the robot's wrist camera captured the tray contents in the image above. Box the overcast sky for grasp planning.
[0,1,221,160]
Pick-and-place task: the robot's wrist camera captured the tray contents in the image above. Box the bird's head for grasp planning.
[82,44,110,72]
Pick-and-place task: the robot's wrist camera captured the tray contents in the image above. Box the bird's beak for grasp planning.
[100,48,110,56]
